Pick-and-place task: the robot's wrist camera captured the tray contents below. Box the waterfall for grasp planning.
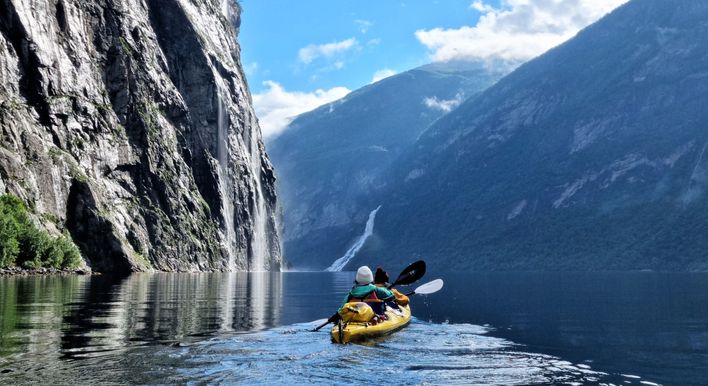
[326,206,382,272]
[215,84,238,270]
[248,115,269,272]
[214,72,271,271]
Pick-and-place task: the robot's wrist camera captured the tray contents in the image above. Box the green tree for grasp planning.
[0,215,20,266]
[0,194,82,269]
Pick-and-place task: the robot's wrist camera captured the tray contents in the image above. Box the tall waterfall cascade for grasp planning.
[326,206,382,272]
[247,114,269,272]
[214,72,271,272]
[215,80,239,270]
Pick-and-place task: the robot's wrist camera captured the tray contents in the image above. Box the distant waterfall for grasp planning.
[215,83,238,270]
[326,206,382,272]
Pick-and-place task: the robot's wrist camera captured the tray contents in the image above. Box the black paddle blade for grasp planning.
[389,260,426,288]
[313,313,340,332]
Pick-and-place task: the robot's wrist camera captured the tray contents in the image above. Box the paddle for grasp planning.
[312,260,427,332]
[387,260,426,289]
[405,279,444,296]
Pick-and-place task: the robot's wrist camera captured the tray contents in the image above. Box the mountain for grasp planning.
[0,0,281,273]
[351,0,708,272]
[267,62,507,268]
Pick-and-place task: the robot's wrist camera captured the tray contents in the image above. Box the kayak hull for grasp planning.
[331,304,411,344]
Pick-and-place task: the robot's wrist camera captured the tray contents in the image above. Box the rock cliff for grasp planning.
[0,0,281,273]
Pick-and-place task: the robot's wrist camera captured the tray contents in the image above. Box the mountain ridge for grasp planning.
[268,61,508,268]
[351,0,708,272]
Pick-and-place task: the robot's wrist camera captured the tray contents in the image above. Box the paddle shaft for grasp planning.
[313,315,338,331]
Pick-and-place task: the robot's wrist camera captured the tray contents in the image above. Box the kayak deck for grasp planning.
[331,304,411,344]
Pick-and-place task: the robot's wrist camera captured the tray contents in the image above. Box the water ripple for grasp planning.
[137,319,611,385]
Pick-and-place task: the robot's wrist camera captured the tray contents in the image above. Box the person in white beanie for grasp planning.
[340,266,394,308]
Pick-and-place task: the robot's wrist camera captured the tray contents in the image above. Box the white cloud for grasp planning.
[470,0,495,13]
[371,68,396,83]
[253,81,351,139]
[298,38,358,64]
[244,62,258,76]
[423,93,465,113]
[415,0,629,63]
[354,19,373,34]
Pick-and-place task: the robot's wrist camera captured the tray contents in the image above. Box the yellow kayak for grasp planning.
[331,304,411,344]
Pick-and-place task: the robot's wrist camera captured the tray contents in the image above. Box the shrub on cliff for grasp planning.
[0,194,82,269]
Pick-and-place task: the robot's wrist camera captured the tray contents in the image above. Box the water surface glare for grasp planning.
[0,271,703,385]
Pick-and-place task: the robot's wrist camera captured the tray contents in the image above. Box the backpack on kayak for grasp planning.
[338,302,375,322]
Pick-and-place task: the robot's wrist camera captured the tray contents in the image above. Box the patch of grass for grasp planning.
[138,102,161,135]
[69,166,88,183]
[47,147,63,161]
[41,212,61,226]
[132,250,152,269]
[0,194,82,269]
[115,124,127,139]
[0,99,22,114]
[118,36,135,57]
[197,196,211,215]
[98,208,110,219]
[66,157,88,183]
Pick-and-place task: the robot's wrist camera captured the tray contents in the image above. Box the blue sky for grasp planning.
[239,0,487,93]
[239,0,629,138]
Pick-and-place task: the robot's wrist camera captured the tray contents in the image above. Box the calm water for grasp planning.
[0,271,705,385]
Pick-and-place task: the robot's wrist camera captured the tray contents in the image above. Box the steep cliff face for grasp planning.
[0,0,281,273]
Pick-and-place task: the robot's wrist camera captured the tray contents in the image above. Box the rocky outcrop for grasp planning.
[0,0,281,273]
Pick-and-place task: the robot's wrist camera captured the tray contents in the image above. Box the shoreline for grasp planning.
[0,267,94,276]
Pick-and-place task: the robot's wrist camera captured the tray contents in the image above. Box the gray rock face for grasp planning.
[0,0,281,273]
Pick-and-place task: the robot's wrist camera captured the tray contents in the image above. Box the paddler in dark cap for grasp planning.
[374,266,409,306]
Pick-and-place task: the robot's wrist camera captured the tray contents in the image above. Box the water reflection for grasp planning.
[136,321,612,385]
[2,271,692,385]
[1,273,283,367]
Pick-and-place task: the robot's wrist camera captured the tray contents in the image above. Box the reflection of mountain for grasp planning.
[268,62,507,268]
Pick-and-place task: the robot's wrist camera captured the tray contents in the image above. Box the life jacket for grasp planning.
[348,289,378,303]
[375,284,408,305]
[347,284,387,316]
[346,283,380,302]
[391,288,410,306]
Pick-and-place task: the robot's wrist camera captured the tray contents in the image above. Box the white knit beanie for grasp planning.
[355,266,373,285]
